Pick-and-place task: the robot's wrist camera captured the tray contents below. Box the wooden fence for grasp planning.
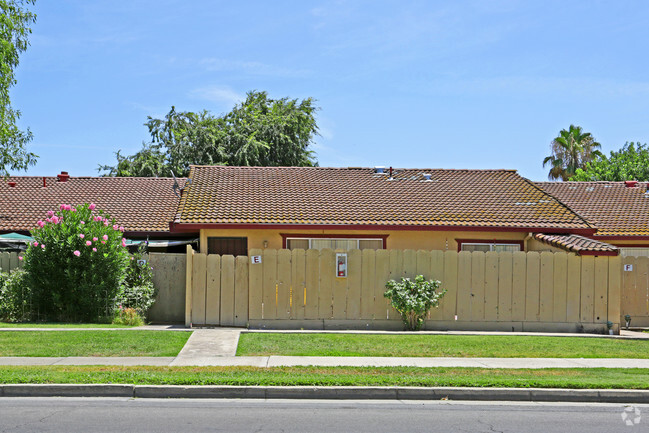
[621,256,649,327]
[186,247,622,332]
[0,252,23,273]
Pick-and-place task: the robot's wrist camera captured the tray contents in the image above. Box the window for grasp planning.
[285,237,385,251]
[458,241,522,253]
[619,248,649,257]
[207,237,248,256]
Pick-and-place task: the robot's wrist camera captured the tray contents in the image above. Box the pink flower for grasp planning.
[65,204,71,211]
[121,239,127,247]
[33,241,38,247]
[130,257,134,260]
[93,237,98,241]
[102,235,108,241]
[119,226,125,232]
[73,250,80,257]
[89,203,96,210]
[113,224,119,230]
[86,241,92,246]
[46,218,52,223]
[101,241,106,244]
[51,216,59,224]
[41,244,45,249]
[18,256,23,261]
[60,204,66,210]
[80,221,85,225]
[46,210,54,217]
[37,220,44,228]
[92,247,97,252]
[79,234,85,239]
[96,216,102,222]
[71,207,76,212]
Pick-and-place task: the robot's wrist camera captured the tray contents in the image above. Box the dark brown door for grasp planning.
[207,237,248,256]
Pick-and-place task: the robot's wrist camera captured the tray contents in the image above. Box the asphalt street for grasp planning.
[0,398,646,432]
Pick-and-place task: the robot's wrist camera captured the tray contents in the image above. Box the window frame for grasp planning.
[281,233,388,250]
[456,239,524,252]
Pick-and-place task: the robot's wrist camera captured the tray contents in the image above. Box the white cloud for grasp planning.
[189,86,244,106]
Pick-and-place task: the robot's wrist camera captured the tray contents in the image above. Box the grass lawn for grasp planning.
[0,323,134,328]
[0,331,191,357]
[0,366,648,389]
[237,333,649,358]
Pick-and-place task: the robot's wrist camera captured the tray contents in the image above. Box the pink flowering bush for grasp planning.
[23,203,130,322]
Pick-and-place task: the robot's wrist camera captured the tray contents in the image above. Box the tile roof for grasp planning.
[174,166,594,231]
[533,233,618,254]
[536,181,649,237]
[0,175,184,234]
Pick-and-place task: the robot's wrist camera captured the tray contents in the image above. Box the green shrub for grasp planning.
[112,307,144,326]
[384,275,446,331]
[0,270,31,322]
[115,244,156,317]
[23,203,130,322]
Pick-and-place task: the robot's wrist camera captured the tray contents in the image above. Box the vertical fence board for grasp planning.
[608,255,621,326]
[497,252,513,321]
[635,257,649,319]
[387,250,404,320]
[416,250,431,278]
[456,251,472,321]
[0,253,9,272]
[318,249,334,319]
[361,249,376,319]
[429,251,445,320]
[511,252,526,322]
[346,249,362,320]
[539,252,554,322]
[374,249,391,320]
[580,256,595,323]
[220,255,235,326]
[205,255,221,325]
[484,251,499,321]
[191,253,207,326]
[234,256,249,326]
[332,251,349,320]
[291,249,306,320]
[470,252,485,321]
[248,249,264,320]
[593,258,608,323]
[442,250,458,320]
[185,246,194,327]
[276,250,292,319]
[566,254,582,322]
[525,252,540,321]
[262,249,278,320]
[304,249,320,320]
[403,249,417,278]
[552,253,568,323]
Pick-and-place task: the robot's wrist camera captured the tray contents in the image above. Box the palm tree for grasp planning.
[543,125,604,181]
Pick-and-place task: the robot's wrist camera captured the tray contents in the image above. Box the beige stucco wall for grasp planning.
[199,228,530,254]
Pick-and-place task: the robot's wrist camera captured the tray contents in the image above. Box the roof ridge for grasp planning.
[190,165,518,172]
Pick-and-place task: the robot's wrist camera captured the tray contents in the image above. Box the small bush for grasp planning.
[112,307,144,326]
[115,244,156,317]
[0,270,32,322]
[384,275,446,331]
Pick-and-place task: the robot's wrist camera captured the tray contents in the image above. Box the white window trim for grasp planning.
[461,242,521,252]
[286,237,384,250]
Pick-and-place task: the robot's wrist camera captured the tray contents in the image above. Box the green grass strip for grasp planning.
[0,366,648,389]
[0,331,191,357]
[237,333,649,358]
[0,323,134,328]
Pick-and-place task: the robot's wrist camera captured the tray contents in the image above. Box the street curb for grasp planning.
[2,384,649,403]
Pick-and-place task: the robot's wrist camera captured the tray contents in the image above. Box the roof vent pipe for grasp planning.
[57,171,69,182]
[8,181,16,188]
[43,177,46,188]
[388,166,393,180]
[625,180,638,188]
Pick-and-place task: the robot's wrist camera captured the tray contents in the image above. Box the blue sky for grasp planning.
[10,0,649,181]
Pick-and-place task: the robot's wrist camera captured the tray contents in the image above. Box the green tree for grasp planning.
[100,91,319,177]
[571,142,649,181]
[542,125,603,181]
[0,0,37,177]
